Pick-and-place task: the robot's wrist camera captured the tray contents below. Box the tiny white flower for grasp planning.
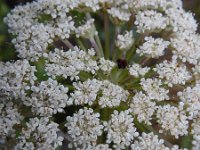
[131,132,169,150]
[129,63,150,77]
[130,92,156,125]
[116,31,134,50]
[135,10,169,33]
[104,110,139,149]
[155,56,192,87]
[65,107,103,148]
[136,36,170,58]
[156,105,189,138]
[140,78,169,101]
[16,117,63,150]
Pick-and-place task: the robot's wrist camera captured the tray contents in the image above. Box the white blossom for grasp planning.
[167,8,197,33]
[104,110,139,149]
[170,33,200,64]
[70,79,102,105]
[156,105,189,138]
[140,78,169,101]
[108,7,131,22]
[67,0,100,12]
[2,0,200,149]
[131,132,169,150]
[75,19,96,39]
[12,24,55,61]
[130,92,156,125]
[4,3,37,34]
[135,10,169,33]
[136,36,170,58]
[191,118,200,150]
[24,78,69,116]
[85,144,111,150]
[16,117,63,150]
[99,58,116,73]
[54,16,75,39]
[133,0,182,11]
[99,80,129,108]
[0,100,23,136]
[0,60,36,99]
[65,108,103,148]
[129,63,150,77]
[45,47,98,80]
[192,63,200,81]
[178,84,200,119]
[116,31,134,50]
[70,79,128,108]
[155,56,192,87]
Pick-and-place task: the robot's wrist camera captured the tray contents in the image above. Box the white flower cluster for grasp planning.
[11,24,55,61]
[70,79,102,106]
[99,58,116,73]
[140,78,169,101]
[135,10,169,33]
[130,92,156,125]
[70,79,129,108]
[136,36,170,58]
[155,56,192,87]
[0,100,23,137]
[104,110,139,149]
[170,33,200,64]
[0,60,36,99]
[65,108,103,148]
[133,0,182,10]
[131,132,169,150]
[191,118,200,150]
[178,84,200,119]
[25,78,69,116]
[68,0,100,12]
[108,7,131,23]
[104,0,134,22]
[45,47,98,80]
[99,80,129,108]
[2,0,200,149]
[156,105,189,138]
[16,117,63,150]
[129,63,150,77]
[167,8,197,33]
[75,19,96,39]
[116,31,134,50]
[131,132,184,150]
[86,144,111,150]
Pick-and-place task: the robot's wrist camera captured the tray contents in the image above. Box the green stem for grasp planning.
[104,12,110,59]
[101,108,108,121]
[126,45,136,62]
[110,68,124,84]
[94,34,104,58]
[86,12,104,58]
[141,57,151,66]
[120,76,135,85]
[134,118,148,132]
[62,39,74,50]
[112,26,121,60]
[117,50,123,60]
[76,38,87,50]
[90,37,101,56]
[127,13,135,30]
[117,70,129,83]
[79,71,92,81]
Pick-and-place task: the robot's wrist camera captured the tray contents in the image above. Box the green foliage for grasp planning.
[0,0,17,61]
